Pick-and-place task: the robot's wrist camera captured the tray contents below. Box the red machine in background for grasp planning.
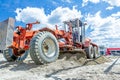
[106,48,120,55]
[0,18,99,64]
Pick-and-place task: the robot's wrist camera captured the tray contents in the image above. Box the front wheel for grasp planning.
[3,48,29,62]
[30,31,59,65]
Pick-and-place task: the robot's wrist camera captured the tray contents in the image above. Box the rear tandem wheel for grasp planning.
[93,46,99,58]
[85,45,94,59]
[3,48,29,62]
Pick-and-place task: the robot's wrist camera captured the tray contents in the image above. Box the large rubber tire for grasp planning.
[3,48,29,62]
[93,46,99,58]
[85,45,94,59]
[30,31,59,65]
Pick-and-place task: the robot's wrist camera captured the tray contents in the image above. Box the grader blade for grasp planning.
[59,49,87,60]
[0,17,15,50]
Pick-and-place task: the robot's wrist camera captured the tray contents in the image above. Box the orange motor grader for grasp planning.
[0,17,98,64]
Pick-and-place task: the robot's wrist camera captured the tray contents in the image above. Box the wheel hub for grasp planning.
[42,38,56,58]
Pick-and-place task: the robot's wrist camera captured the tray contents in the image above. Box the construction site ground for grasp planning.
[0,53,120,80]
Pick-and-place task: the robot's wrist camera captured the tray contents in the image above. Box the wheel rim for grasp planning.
[42,37,56,58]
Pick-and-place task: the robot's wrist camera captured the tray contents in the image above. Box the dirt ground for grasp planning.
[0,53,120,80]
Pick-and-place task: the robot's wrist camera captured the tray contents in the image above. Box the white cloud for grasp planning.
[82,0,88,7]
[48,7,82,25]
[89,0,100,3]
[82,0,120,7]
[61,0,72,3]
[15,6,82,29]
[106,6,114,10]
[82,0,100,7]
[111,12,120,17]
[15,7,47,24]
[103,0,120,7]
[85,11,120,47]
[52,1,58,6]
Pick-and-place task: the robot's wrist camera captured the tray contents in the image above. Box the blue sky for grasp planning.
[0,0,120,48]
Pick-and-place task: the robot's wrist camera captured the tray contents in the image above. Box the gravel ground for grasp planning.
[0,53,120,80]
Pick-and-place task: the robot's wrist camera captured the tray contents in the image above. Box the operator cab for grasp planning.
[63,19,86,43]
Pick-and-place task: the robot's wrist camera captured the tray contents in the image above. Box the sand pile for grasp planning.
[83,56,111,66]
[59,52,111,66]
